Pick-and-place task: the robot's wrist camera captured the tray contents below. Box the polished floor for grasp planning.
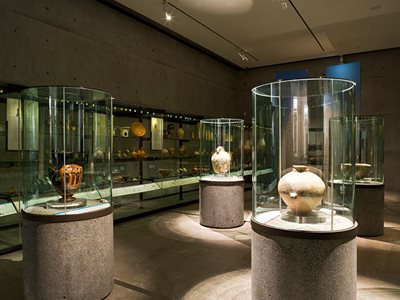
[0,191,399,299]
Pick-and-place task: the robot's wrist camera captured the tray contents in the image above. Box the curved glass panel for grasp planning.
[21,86,112,215]
[252,78,356,232]
[355,116,384,185]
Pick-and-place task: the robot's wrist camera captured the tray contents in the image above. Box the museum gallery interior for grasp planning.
[0,1,399,299]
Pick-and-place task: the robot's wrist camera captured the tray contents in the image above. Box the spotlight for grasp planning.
[238,48,249,61]
[280,0,288,10]
[163,0,174,23]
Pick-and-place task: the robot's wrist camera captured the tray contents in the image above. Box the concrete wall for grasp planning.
[0,0,242,118]
[239,48,400,199]
[0,0,398,199]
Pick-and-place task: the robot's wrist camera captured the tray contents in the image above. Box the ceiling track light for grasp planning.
[238,48,249,61]
[163,0,173,23]
[280,0,288,10]
[161,1,258,63]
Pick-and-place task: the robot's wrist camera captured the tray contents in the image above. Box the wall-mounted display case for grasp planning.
[252,78,356,232]
[20,86,113,216]
[111,105,202,219]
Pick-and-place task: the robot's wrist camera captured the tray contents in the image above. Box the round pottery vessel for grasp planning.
[130,121,146,137]
[244,139,252,152]
[356,163,372,180]
[278,165,326,215]
[176,128,185,139]
[49,164,83,202]
[211,146,231,175]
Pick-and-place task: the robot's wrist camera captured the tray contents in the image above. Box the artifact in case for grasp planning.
[199,118,245,228]
[199,118,244,181]
[20,86,112,215]
[252,78,356,231]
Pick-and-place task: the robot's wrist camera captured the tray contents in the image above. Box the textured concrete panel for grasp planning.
[252,229,357,300]
[0,0,242,118]
[354,185,385,236]
[200,180,244,228]
[22,212,114,300]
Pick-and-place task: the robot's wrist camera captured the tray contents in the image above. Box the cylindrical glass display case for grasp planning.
[355,115,384,185]
[252,78,356,232]
[199,118,244,181]
[199,118,244,228]
[20,86,113,216]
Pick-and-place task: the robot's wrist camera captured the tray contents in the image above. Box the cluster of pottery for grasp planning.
[277,165,326,215]
[163,124,185,139]
[192,165,209,175]
[341,162,372,180]
[114,148,146,159]
[161,145,186,156]
[211,146,231,175]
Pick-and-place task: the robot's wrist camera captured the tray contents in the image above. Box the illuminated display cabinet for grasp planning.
[199,118,244,228]
[21,87,112,215]
[354,115,384,236]
[20,87,113,300]
[251,78,357,300]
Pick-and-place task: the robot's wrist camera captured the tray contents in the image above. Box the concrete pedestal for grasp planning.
[251,220,357,300]
[22,207,114,300]
[354,184,385,236]
[199,179,244,228]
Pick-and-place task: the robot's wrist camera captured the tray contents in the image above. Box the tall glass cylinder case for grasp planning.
[252,78,356,232]
[355,116,384,185]
[199,118,244,181]
[20,86,112,216]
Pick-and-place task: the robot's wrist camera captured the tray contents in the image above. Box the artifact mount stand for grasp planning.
[22,207,113,300]
[251,220,357,300]
[200,178,244,228]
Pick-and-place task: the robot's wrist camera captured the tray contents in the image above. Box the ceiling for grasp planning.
[112,0,400,69]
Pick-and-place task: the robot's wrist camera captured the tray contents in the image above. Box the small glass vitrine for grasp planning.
[199,118,244,181]
[20,86,112,216]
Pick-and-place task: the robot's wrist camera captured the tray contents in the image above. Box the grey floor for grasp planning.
[0,191,399,299]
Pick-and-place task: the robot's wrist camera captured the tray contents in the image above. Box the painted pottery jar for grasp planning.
[49,164,83,202]
[211,146,231,175]
[355,163,371,180]
[277,165,326,215]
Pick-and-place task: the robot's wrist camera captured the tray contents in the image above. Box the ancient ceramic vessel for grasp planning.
[277,165,326,215]
[211,146,231,175]
[355,163,371,180]
[49,164,83,202]
[176,127,185,139]
[341,162,372,180]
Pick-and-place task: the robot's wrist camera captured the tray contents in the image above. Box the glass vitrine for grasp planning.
[252,78,356,232]
[20,86,112,216]
[199,118,244,181]
[355,115,384,185]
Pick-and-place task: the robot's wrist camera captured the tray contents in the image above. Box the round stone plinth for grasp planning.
[251,220,357,300]
[22,207,113,300]
[354,184,385,236]
[199,178,244,228]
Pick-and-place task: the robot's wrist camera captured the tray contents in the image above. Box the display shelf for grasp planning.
[112,102,202,221]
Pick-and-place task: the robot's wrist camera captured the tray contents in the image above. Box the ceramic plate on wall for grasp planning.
[130,121,146,137]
